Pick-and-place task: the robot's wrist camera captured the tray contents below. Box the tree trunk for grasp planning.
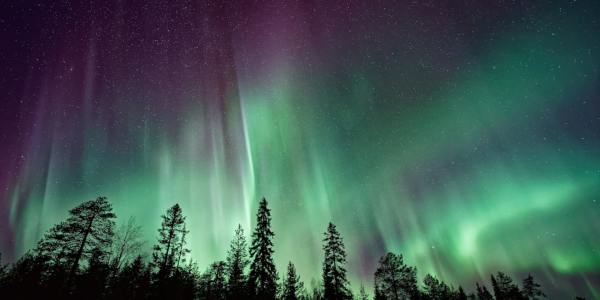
[161,220,176,276]
[67,213,96,284]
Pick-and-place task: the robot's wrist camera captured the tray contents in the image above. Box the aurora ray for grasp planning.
[0,1,599,298]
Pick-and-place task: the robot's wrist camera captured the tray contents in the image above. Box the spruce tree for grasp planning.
[283,261,303,300]
[226,224,249,300]
[374,252,418,300]
[152,203,188,278]
[522,274,545,299]
[322,222,351,300]
[248,198,278,299]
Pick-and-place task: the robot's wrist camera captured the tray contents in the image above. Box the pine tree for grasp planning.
[152,203,188,278]
[322,222,351,300]
[374,252,417,300]
[35,221,73,268]
[283,261,303,300]
[35,197,116,285]
[248,198,278,299]
[226,224,249,300]
[476,282,494,300]
[34,220,72,296]
[522,274,545,299]
[68,197,116,280]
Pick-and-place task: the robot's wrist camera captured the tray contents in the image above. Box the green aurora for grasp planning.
[1,1,599,298]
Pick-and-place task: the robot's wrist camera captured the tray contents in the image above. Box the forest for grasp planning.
[0,196,584,300]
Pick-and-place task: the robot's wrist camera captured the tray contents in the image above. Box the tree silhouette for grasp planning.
[73,247,111,299]
[109,255,151,300]
[0,195,572,299]
[175,224,191,269]
[110,216,145,271]
[423,274,452,300]
[0,252,5,284]
[283,261,303,300]
[67,197,116,283]
[309,278,325,300]
[35,224,71,297]
[322,222,351,300]
[374,252,418,300]
[248,198,278,299]
[35,196,116,288]
[455,286,468,300]
[169,260,200,299]
[522,274,545,299]
[476,282,494,300]
[152,203,188,278]
[491,272,523,300]
[199,261,227,300]
[0,252,46,298]
[35,221,72,269]
[226,224,249,300]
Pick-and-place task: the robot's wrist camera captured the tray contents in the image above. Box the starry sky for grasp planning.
[1,1,599,298]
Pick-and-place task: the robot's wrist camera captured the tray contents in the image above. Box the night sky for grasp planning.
[1,1,600,298]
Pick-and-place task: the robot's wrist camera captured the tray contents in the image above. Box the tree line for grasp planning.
[0,196,585,299]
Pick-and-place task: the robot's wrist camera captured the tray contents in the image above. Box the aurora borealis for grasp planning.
[1,0,599,298]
